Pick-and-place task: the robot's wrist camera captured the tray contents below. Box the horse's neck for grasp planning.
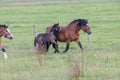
[0,29,3,37]
[0,28,3,48]
[0,38,2,48]
[75,27,82,33]
[67,23,82,33]
[50,31,57,37]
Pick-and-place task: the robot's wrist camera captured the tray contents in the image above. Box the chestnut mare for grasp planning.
[0,24,13,58]
[46,19,92,52]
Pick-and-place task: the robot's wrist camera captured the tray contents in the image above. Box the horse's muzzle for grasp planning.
[9,37,13,40]
[6,34,14,40]
[85,30,91,35]
[88,32,92,35]
[7,36,13,40]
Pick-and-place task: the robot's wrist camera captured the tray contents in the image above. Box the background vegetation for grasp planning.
[0,0,120,80]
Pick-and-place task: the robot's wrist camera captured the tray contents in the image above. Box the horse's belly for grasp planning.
[57,35,66,42]
[58,38,66,42]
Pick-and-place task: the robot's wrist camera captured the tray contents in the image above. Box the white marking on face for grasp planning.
[7,28,10,33]
[6,28,14,38]
[86,24,89,26]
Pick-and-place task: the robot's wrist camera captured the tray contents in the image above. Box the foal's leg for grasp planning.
[35,46,42,66]
[63,40,71,53]
[52,40,59,53]
[76,39,83,51]
[46,43,51,52]
[52,43,59,53]
[0,39,8,58]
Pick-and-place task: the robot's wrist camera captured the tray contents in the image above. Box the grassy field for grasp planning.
[0,0,120,80]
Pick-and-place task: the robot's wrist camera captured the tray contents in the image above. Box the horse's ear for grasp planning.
[3,24,5,27]
[54,23,59,27]
[5,24,9,28]
[83,19,88,21]
[85,19,88,21]
[84,19,88,23]
[56,22,59,26]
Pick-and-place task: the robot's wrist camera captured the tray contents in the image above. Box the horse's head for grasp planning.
[78,19,92,35]
[0,25,13,40]
[50,23,61,33]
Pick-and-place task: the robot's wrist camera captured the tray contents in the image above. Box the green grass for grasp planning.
[0,0,120,80]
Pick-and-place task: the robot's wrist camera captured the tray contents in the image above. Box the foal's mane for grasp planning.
[50,23,59,32]
[0,24,8,28]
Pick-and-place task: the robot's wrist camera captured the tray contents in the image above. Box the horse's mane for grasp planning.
[50,23,59,32]
[69,19,88,27]
[69,19,82,24]
[0,24,8,28]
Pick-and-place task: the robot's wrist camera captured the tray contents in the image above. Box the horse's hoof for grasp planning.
[54,50,59,53]
[81,48,83,51]
[63,51,67,53]
[57,51,60,53]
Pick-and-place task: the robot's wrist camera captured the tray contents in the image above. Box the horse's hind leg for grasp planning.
[35,46,42,66]
[46,43,50,52]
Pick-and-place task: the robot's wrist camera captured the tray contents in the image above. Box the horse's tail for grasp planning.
[34,37,37,47]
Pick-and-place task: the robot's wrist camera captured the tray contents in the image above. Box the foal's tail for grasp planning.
[34,37,37,47]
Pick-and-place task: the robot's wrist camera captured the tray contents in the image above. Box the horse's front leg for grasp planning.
[52,43,59,53]
[1,47,8,58]
[51,40,59,53]
[63,40,71,53]
[76,39,83,51]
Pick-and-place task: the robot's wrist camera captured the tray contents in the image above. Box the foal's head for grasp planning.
[0,24,13,40]
[78,19,92,35]
[50,23,61,35]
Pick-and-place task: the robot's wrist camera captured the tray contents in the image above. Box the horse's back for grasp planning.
[46,25,78,42]
[46,26,68,42]
[36,33,56,44]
